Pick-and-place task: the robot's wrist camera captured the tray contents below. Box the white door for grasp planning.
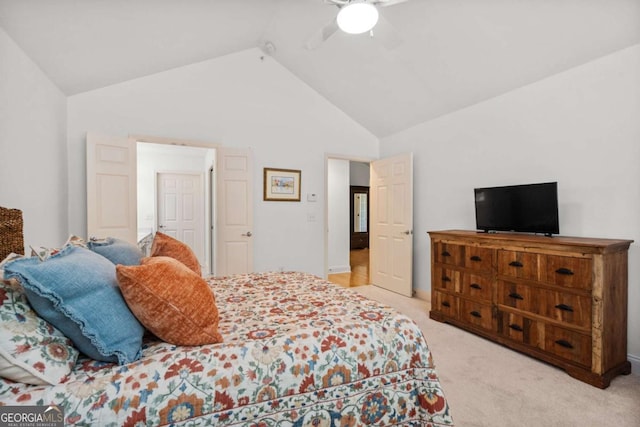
[86,133,137,243]
[370,153,414,297]
[157,172,205,270]
[216,147,253,275]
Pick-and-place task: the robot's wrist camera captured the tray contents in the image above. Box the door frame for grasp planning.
[324,154,375,280]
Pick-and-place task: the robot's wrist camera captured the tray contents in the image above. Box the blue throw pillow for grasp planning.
[86,237,143,266]
[3,245,144,364]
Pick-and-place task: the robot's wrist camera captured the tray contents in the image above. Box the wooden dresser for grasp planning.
[428,230,633,388]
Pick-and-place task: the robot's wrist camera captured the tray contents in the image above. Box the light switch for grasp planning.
[307,193,317,202]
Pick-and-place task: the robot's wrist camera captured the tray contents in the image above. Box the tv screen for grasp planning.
[474,182,559,236]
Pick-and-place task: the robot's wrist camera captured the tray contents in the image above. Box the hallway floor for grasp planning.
[328,248,370,287]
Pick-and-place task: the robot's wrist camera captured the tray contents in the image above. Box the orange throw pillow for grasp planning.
[150,232,201,275]
[116,256,222,346]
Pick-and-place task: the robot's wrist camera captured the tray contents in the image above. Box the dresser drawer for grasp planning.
[532,288,591,330]
[460,299,493,331]
[433,291,459,318]
[499,281,591,329]
[463,246,494,272]
[461,273,492,302]
[543,255,592,290]
[432,267,460,292]
[497,280,533,312]
[544,324,592,367]
[497,311,541,348]
[434,242,463,266]
[498,250,539,280]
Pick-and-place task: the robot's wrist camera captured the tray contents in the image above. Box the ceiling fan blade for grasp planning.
[304,19,339,50]
[374,0,410,7]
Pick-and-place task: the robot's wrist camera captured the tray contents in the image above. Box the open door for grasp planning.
[86,133,137,242]
[370,153,413,297]
[215,147,254,275]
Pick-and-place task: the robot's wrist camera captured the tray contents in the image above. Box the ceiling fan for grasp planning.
[305,0,409,50]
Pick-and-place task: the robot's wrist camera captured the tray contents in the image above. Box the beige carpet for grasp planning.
[352,284,640,427]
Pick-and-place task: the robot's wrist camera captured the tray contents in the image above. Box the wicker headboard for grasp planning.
[0,206,24,260]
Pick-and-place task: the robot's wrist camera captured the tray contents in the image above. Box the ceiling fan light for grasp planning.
[336,2,379,35]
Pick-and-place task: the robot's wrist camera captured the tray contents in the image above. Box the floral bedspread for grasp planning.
[0,272,453,426]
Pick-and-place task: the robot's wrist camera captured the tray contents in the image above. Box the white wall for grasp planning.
[0,27,67,249]
[67,48,378,277]
[349,161,370,187]
[327,159,350,273]
[380,44,640,362]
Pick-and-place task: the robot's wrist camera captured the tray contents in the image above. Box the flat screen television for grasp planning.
[474,182,559,236]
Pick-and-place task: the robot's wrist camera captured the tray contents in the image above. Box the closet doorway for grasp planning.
[86,133,254,277]
[137,142,212,273]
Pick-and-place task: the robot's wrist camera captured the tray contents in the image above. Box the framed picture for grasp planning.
[263,167,301,201]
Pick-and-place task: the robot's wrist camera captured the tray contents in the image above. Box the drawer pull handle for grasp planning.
[470,255,482,262]
[555,303,574,312]
[442,301,451,308]
[470,311,482,318]
[441,276,451,282]
[441,251,451,257]
[555,339,574,349]
[509,324,523,332]
[555,267,574,276]
[508,292,524,300]
[470,283,482,290]
[509,261,523,268]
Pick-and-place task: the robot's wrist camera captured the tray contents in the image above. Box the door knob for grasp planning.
[402,230,413,235]
[242,231,253,237]
[158,225,166,229]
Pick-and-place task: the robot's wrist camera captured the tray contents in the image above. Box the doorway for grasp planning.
[327,159,371,287]
[136,141,215,274]
[325,154,414,296]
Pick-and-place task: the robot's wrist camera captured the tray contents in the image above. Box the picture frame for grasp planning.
[263,167,301,201]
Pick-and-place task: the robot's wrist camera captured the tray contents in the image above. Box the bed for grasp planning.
[0,214,453,426]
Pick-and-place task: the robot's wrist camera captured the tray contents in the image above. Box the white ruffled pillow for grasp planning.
[0,278,78,385]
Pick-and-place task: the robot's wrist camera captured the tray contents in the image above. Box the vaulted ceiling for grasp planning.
[1,0,639,138]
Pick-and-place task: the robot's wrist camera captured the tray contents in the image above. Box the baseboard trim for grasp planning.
[328,265,351,274]
[628,354,640,376]
[413,288,430,302]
